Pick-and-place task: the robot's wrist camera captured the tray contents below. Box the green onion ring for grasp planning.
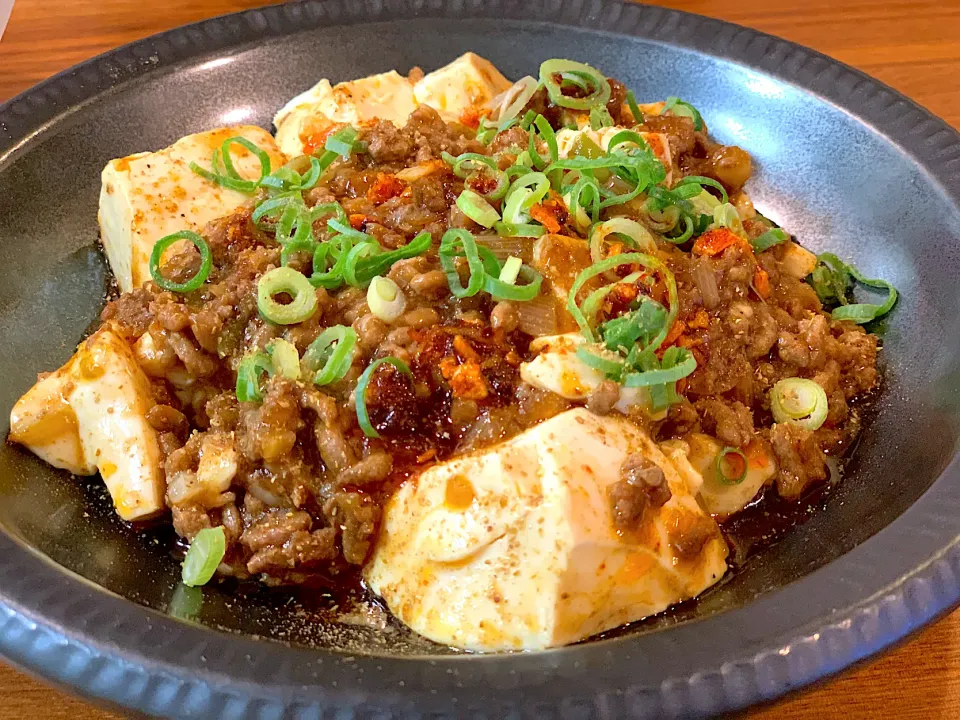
[439,229,487,298]
[309,236,352,289]
[342,240,381,288]
[351,231,432,287]
[302,325,357,385]
[817,252,898,324]
[496,76,540,130]
[715,447,748,485]
[456,189,501,228]
[622,348,696,387]
[770,377,829,431]
[589,218,657,271]
[564,175,602,228]
[539,59,611,110]
[483,263,542,302]
[494,221,545,238]
[661,97,704,131]
[675,175,728,204]
[257,266,318,325]
[189,136,272,193]
[236,351,273,403]
[567,252,678,345]
[751,228,788,253]
[149,231,213,293]
[355,357,413,438]
[626,90,644,125]
[324,125,359,158]
[528,114,559,170]
[575,345,626,377]
[181,526,226,587]
[663,214,695,245]
[266,338,300,380]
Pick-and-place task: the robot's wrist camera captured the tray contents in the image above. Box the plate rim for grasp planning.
[2,1,960,717]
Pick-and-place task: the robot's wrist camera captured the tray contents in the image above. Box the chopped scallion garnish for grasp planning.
[149,231,213,294]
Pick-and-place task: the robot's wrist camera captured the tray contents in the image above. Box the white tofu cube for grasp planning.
[412,52,512,122]
[10,326,165,521]
[365,408,728,650]
[98,125,286,292]
[273,71,418,157]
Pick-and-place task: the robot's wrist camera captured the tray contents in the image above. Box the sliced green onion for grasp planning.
[266,339,300,380]
[149,231,213,293]
[590,218,657,269]
[626,90,643,125]
[713,202,745,236]
[589,106,615,130]
[168,583,203,621]
[539,59,611,110]
[181,527,226,587]
[567,252,678,345]
[457,189,501,228]
[498,256,523,285]
[494,221,545,238]
[770,377,829,431]
[324,125,359,158]
[563,175,601,229]
[576,345,626,377]
[716,447,748,485]
[257,267,318,325]
[675,175,728,204]
[355,357,412,438]
[751,228,788,253]
[439,229,486,298]
[367,276,407,322]
[302,325,357,385]
[309,235,351,289]
[350,231,432,288]
[483,261,542,302]
[664,214,695,245]
[189,136,272,193]
[443,151,508,200]
[622,346,697,387]
[662,97,704,131]
[342,240,380,287]
[475,117,498,145]
[236,351,273,403]
[599,297,668,353]
[528,115,559,170]
[812,252,898,324]
[496,76,539,130]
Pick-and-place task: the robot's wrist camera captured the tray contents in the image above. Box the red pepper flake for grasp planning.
[753,266,771,299]
[366,172,406,205]
[686,308,711,330]
[349,213,371,231]
[692,228,748,257]
[664,320,686,347]
[459,106,483,130]
[300,122,346,157]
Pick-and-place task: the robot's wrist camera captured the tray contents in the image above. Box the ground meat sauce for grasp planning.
[100,79,880,589]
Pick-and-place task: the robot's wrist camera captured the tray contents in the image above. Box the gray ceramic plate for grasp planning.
[2,1,960,717]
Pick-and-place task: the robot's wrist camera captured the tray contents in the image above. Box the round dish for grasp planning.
[1,0,959,716]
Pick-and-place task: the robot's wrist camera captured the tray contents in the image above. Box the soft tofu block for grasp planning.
[365,408,728,651]
[98,125,286,292]
[10,326,165,521]
[273,70,418,156]
[412,52,511,122]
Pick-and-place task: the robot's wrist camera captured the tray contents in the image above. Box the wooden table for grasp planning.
[1,0,958,717]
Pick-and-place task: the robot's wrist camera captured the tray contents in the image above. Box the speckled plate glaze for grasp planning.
[2,1,960,717]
